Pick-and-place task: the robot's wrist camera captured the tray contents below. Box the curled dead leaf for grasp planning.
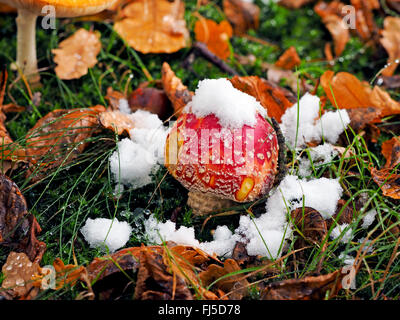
[114,0,188,54]
[223,0,260,35]
[371,167,400,200]
[261,270,344,300]
[105,87,128,111]
[229,76,297,122]
[194,18,233,61]
[25,105,105,181]
[52,29,101,80]
[161,62,193,117]
[278,0,314,9]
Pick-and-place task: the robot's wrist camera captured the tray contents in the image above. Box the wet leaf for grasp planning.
[52,29,101,80]
[128,87,172,120]
[194,18,233,60]
[114,0,189,54]
[275,47,301,70]
[52,258,87,290]
[223,0,260,35]
[261,270,344,300]
[371,167,400,200]
[105,87,128,111]
[380,17,400,77]
[229,75,297,122]
[161,62,193,117]
[99,110,135,135]
[25,105,105,181]
[0,252,40,300]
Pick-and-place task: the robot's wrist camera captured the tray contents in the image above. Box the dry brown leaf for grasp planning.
[128,87,172,120]
[199,259,249,300]
[320,71,400,132]
[52,29,101,80]
[114,0,188,54]
[99,110,135,135]
[351,0,379,41]
[261,270,344,300]
[194,18,233,60]
[314,2,349,57]
[52,258,87,290]
[380,17,400,77]
[371,167,400,200]
[229,75,297,122]
[105,87,128,111]
[25,105,105,180]
[223,0,260,35]
[275,47,301,70]
[161,62,193,117]
[1,252,40,300]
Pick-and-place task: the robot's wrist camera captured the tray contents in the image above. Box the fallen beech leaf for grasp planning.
[278,0,314,9]
[351,0,379,41]
[199,259,249,300]
[314,2,349,57]
[0,252,40,300]
[291,207,328,247]
[161,62,193,117]
[320,71,400,128]
[229,76,297,122]
[261,270,344,300]
[223,0,260,35]
[381,137,400,168]
[128,87,172,120]
[52,29,101,80]
[99,110,135,135]
[134,246,193,300]
[114,0,188,54]
[371,167,400,200]
[275,47,301,70]
[25,105,105,180]
[194,18,233,60]
[380,17,400,77]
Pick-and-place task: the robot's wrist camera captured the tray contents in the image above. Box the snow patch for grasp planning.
[187,78,267,129]
[81,218,132,252]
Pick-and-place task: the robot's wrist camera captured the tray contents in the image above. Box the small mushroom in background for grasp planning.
[164,78,281,216]
[0,0,117,83]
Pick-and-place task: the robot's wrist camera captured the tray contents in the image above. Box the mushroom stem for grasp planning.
[16,9,40,83]
[187,191,236,216]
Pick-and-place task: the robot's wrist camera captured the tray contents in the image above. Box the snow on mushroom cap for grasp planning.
[187,78,267,129]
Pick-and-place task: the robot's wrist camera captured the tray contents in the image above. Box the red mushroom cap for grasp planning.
[165,111,279,202]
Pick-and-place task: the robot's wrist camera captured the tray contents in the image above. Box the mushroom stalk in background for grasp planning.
[0,0,117,84]
[16,9,39,83]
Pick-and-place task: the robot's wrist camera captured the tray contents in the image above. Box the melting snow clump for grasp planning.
[330,223,353,243]
[361,209,377,229]
[188,78,267,128]
[109,110,169,189]
[280,93,350,148]
[298,143,338,177]
[81,218,132,252]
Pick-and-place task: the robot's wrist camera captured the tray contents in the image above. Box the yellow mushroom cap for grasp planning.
[0,0,117,17]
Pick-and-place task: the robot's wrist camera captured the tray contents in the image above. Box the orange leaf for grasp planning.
[99,110,135,135]
[275,47,301,70]
[52,258,86,290]
[161,62,193,117]
[223,0,260,35]
[52,29,101,80]
[114,0,188,54]
[194,18,233,60]
[229,76,297,122]
[380,17,400,77]
[278,0,314,9]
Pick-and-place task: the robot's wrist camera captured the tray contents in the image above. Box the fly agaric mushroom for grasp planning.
[0,0,117,83]
[165,79,283,216]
